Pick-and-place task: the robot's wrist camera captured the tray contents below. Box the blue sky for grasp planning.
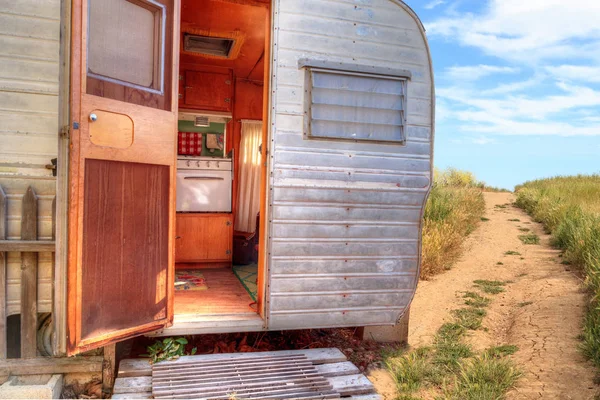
[405,0,600,189]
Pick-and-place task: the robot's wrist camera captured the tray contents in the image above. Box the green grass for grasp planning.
[473,279,508,294]
[515,174,600,369]
[386,272,520,399]
[463,291,491,308]
[496,262,504,265]
[504,250,521,256]
[421,168,486,279]
[508,218,520,222]
[481,217,490,222]
[446,355,522,400]
[453,308,487,330]
[518,233,540,245]
[485,345,519,358]
[518,227,531,232]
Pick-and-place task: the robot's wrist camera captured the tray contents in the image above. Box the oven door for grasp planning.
[176,169,232,212]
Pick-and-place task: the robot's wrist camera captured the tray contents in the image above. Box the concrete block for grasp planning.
[0,374,63,399]
[360,308,410,343]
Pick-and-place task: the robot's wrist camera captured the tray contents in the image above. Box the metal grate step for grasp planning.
[152,353,341,399]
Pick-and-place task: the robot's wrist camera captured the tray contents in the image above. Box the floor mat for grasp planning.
[233,264,257,301]
[175,270,208,291]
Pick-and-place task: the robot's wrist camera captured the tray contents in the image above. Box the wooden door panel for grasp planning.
[81,159,169,341]
[68,0,179,355]
[206,215,232,260]
[175,214,232,263]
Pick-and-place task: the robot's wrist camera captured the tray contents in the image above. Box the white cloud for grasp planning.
[427,1,600,137]
[426,0,600,63]
[482,75,543,95]
[424,0,446,10]
[444,64,519,81]
[437,82,600,136]
[545,65,600,83]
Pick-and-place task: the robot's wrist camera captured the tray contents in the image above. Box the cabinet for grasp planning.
[175,213,233,263]
[181,70,233,112]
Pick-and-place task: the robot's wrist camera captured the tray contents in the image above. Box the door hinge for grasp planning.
[226,250,231,255]
[226,221,232,226]
[45,158,57,177]
[60,125,70,139]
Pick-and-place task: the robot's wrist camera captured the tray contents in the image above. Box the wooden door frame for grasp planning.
[256,2,272,320]
[67,0,180,355]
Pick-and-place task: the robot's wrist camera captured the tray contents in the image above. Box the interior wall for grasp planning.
[178,0,267,229]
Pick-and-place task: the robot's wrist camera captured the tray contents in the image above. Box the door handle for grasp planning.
[89,113,98,122]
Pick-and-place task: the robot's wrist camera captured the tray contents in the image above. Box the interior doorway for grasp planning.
[172,0,270,319]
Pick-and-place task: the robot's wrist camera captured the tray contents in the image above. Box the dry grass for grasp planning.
[421,169,486,279]
[515,174,600,369]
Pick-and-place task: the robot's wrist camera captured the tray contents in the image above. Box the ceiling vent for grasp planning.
[184,34,235,58]
[194,116,210,127]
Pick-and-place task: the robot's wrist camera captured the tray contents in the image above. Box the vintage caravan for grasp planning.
[0,0,434,369]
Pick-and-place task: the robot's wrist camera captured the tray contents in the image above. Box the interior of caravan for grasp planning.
[171,0,269,318]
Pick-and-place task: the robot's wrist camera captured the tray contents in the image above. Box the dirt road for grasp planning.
[368,192,598,399]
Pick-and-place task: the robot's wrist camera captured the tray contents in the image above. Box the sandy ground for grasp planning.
[368,192,599,399]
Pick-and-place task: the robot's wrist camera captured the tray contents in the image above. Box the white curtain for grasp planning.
[235,120,262,233]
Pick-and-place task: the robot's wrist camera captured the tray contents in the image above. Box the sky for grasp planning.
[405,0,600,189]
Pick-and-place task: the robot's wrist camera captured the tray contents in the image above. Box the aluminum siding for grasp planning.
[0,0,60,315]
[266,0,434,329]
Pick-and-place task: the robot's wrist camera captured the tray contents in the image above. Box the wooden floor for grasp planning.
[113,348,381,399]
[174,267,255,315]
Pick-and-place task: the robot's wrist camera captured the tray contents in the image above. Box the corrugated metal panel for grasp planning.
[0,0,60,315]
[266,0,434,329]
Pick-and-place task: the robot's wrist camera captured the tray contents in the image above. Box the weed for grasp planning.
[519,227,531,232]
[453,308,487,330]
[485,345,519,358]
[386,351,433,393]
[463,292,491,308]
[519,233,540,245]
[505,250,521,256]
[144,337,197,364]
[516,273,528,277]
[518,301,533,307]
[438,322,467,342]
[495,204,508,209]
[508,218,520,222]
[447,355,521,399]
[473,279,508,294]
[481,217,490,222]
[496,262,504,265]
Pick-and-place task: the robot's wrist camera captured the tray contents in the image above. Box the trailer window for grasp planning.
[303,68,407,143]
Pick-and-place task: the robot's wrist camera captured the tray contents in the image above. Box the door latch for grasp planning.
[45,158,57,177]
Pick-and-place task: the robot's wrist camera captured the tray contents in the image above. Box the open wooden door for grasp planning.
[67,0,179,355]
